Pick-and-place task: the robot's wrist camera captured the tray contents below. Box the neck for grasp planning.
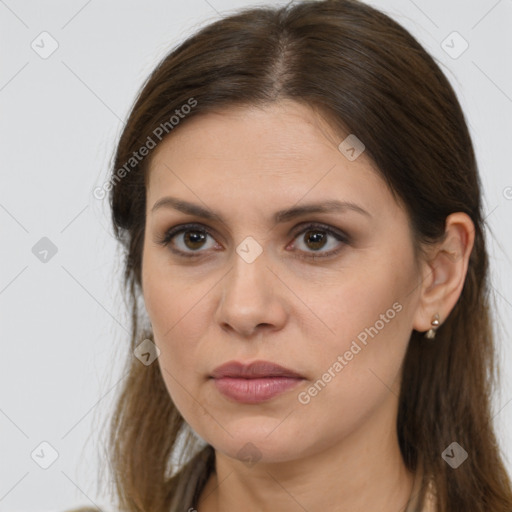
[196,394,415,512]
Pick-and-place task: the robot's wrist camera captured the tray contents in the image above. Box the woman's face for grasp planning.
[142,100,425,464]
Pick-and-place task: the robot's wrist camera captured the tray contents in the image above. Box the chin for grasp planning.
[200,425,309,466]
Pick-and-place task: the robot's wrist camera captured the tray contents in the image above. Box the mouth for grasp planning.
[210,360,305,404]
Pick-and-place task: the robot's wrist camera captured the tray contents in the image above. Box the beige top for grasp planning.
[404,467,437,512]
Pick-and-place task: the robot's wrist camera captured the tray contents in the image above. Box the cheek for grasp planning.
[292,278,414,444]
[142,246,207,340]
[141,249,213,404]
[142,273,206,418]
[315,256,417,380]
[143,276,209,362]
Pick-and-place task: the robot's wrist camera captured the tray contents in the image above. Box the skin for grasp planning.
[141,100,474,512]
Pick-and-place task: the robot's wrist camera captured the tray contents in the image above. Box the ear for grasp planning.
[412,212,475,334]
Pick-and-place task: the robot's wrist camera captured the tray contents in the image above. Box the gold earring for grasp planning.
[425,314,440,339]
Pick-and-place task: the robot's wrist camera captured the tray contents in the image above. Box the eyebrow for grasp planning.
[151,196,371,223]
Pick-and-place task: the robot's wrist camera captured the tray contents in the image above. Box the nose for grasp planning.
[214,247,288,339]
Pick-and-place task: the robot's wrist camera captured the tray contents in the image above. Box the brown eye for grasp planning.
[183,230,207,250]
[291,224,347,258]
[157,222,348,260]
[303,229,328,251]
[157,224,218,256]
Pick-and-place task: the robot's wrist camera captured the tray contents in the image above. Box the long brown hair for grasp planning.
[100,1,512,510]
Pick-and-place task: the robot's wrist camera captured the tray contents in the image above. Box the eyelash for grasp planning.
[155,222,350,260]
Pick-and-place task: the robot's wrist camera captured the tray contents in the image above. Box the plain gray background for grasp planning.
[1,0,511,510]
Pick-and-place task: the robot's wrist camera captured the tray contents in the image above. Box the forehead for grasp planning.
[145,100,397,219]
[151,101,348,163]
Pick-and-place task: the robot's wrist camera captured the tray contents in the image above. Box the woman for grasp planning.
[91,0,512,510]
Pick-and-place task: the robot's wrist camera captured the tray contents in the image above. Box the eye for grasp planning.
[288,223,349,260]
[156,223,220,257]
[156,222,349,259]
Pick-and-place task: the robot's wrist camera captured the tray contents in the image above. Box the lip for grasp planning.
[210,360,305,404]
[210,360,304,379]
